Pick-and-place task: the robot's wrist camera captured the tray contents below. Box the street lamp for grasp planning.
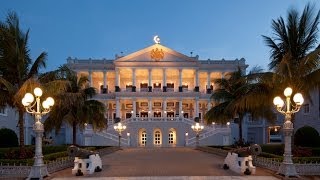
[21,87,54,179]
[273,87,304,177]
[114,122,126,147]
[191,122,204,146]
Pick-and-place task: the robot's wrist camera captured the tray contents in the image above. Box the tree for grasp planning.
[262,3,320,98]
[0,12,47,152]
[43,65,106,145]
[205,67,275,144]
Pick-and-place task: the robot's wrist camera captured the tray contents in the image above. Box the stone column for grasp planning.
[103,70,107,88]
[132,68,136,92]
[132,99,136,118]
[148,69,152,92]
[179,99,183,118]
[163,69,167,92]
[207,71,211,94]
[179,69,182,92]
[195,98,199,121]
[207,100,212,112]
[115,68,120,92]
[148,98,152,118]
[194,69,199,92]
[88,70,92,87]
[163,98,167,117]
[116,98,121,121]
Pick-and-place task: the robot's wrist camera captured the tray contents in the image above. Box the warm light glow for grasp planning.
[131,110,134,114]
[114,122,126,131]
[184,82,187,86]
[284,87,293,97]
[181,111,184,114]
[164,110,167,114]
[34,87,43,97]
[212,122,215,125]
[46,97,54,106]
[273,96,284,108]
[155,82,159,86]
[275,127,278,132]
[293,93,304,105]
[192,122,204,132]
[153,35,160,44]
[24,93,34,104]
[22,98,30,106]
[185,132,188,136]
[127,132,130,136]
[227,122,230,126]
[42,100,49,109]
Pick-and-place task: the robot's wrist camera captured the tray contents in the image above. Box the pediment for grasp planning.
[115,44,197,63]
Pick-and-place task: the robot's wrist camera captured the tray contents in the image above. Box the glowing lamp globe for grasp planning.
[22,97,30,106]
[34,87,43,97]
[284,87,293,97]
[273,96,284,108]
[293,93,304,105]
[42,100,49,109]
[46,97,55,106]
[24,93,34,104]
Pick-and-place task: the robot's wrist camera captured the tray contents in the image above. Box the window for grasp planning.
[169,131,174,144]
[0,107,7,116]
[154,131,161,145]
[303,104,310,114]
[141,131,147,146]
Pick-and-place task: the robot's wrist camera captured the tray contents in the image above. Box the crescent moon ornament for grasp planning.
[153,35,160,44]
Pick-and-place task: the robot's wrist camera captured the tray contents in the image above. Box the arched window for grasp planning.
[154,131,161,145]
[141,131,147,146]
[169,131,174,144]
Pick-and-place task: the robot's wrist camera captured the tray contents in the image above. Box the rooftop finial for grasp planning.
[153,35,160,44]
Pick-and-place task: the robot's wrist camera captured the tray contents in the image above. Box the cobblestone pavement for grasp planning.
[49,147,278,179]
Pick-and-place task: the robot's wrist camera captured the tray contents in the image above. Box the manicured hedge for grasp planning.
[260,144,284,156]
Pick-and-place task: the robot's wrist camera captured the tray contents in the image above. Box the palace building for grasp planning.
[66,37,247,147]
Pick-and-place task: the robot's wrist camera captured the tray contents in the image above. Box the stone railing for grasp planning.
[187,127,231,145]
[197,147,320,176]
[0,147,119,178]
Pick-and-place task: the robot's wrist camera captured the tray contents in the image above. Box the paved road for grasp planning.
[49,147,278,179]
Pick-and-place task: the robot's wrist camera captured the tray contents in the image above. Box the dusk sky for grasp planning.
[1,1,319,72]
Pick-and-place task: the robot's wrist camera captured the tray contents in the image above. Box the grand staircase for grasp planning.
[83,117,231,147]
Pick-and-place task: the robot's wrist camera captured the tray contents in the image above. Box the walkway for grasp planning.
[49,147,278,179]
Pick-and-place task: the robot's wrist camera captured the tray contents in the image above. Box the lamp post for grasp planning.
[114,122,126,147]
[21,87,54,179]
[273,87,304,177]
[191,122,204,146]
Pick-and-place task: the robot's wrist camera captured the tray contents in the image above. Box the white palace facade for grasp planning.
[66,38,247,147]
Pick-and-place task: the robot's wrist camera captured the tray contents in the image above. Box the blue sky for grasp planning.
[1,1,319,71]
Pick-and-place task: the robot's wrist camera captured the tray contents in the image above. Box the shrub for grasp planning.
[260,144,284,156]
[4,148,34,159]
[294,126,320,147]
[0,128,18,147]
[292,147,312,157]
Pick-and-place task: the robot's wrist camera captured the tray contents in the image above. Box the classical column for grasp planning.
[195,98,199,121]
[194,69,199,92]
[103,70,107,88]
[179,69,182,92]
[207,100,212,112]
[88,70,92,87]
[132,99,136,118]
[163,98,167,117]
[132,68,136,92]
[207,71,211,94]
[148,69,152,92]
[116,98,121,122]
[179,99,183,118]
[148,98,152,118]
[115,68,120,92]
[163,69,167,92]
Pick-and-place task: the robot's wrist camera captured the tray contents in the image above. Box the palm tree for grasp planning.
[0,12,48,153]
[42,66,106,145]
[205,67,275,144]
[262,3,320,97]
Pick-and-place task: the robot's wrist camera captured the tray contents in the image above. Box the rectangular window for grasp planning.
[303,104,310,114]
[0,107,7,116]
